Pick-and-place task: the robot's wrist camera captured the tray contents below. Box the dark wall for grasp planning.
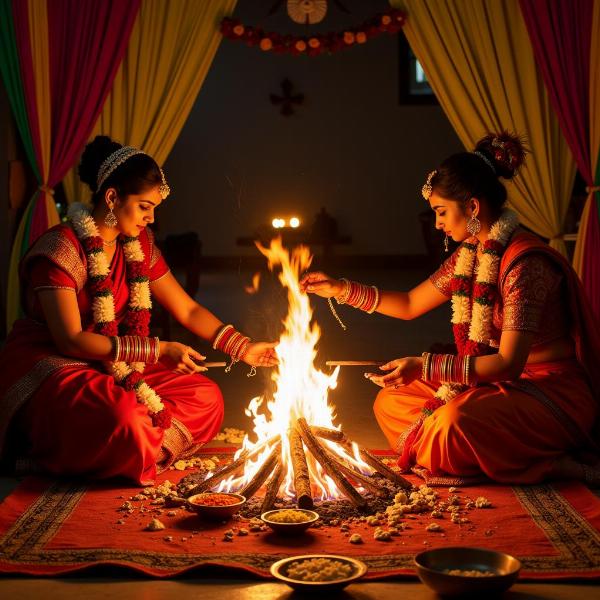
[160,0,462,257]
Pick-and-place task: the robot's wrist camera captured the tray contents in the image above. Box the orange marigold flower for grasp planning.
[356,31,367,44]
[233,24,245,36]
[343,31,355,44]
[308,37,320,49]
[295,40,307,52]
[260,38,273,51]
[381,15,392,25]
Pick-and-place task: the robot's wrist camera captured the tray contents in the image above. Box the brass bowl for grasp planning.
[271,554,367,590]
[187,492,246,520]
[261,509,319,534]
[414,547,521,597]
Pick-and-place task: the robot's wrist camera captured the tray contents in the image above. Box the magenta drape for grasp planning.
[46,0,141,185]
[519,0,593,183]
[519,0,600,322]
[6,0,141,329]
[11,0,43,173]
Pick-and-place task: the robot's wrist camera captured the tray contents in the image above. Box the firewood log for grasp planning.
[290,425,314,509]
[297,418,367,508]
[186,435,280,496]
[239,442,282,500]
[260,462,285,513]
[312,426,411,488]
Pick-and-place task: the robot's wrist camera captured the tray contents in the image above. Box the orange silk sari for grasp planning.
[374,233,600,484]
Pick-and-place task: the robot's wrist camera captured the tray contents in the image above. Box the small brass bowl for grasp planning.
[261,509,319,534]
[415,547,521,597]
[187,492,246,520]
[271,554,367,590]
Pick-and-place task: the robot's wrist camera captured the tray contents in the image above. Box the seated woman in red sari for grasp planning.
[301,132,600,486]
[0,136,277,485]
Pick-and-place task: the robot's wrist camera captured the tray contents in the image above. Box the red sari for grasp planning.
[0,225,223,485]
[374,232,600,484]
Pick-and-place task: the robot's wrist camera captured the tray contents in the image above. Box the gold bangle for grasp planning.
[212,324,233,350]
[111,336,120,362]
[153,337,161,364]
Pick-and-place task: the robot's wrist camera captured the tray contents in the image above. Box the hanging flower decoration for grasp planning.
[220,9,406,57]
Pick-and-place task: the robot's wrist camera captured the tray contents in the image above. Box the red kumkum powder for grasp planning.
[196,493,241,506]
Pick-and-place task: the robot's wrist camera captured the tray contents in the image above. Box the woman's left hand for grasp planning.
[241,341,279,367]
[365,357,422,388]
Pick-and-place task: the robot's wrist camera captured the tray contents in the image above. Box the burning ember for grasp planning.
[192,239,409,511]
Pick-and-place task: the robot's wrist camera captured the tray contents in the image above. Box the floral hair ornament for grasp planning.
[421,170,437,200]
[96,146,171,200]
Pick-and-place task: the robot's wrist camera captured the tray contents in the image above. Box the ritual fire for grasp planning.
[190,239,410,510]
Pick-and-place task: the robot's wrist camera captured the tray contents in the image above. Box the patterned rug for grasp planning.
[1,449,599,579]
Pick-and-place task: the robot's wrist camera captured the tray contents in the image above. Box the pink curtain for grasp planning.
[47,0,141,186]
[519,0,593,182]
[519,0,600,321]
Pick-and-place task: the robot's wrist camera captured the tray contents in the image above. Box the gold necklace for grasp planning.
[103,237,118,247]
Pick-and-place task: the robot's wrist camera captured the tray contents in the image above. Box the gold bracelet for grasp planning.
[335,278,351,304]
[421,352,430,381]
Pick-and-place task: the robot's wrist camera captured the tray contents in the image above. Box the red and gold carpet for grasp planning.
[1,449,599,579]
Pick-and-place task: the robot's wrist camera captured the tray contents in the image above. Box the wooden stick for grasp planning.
[318,442,386,497]
[311,426,344,442]
[325,361,384,366]
[260,462,286,513]
[239,442,281,500]
[187,435,280,495]
[290,426,314,509]
[297,418,367,509]
[313,426,411,489]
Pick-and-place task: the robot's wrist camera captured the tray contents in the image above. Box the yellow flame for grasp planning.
[244,271,261,294]
[221,238,372,500]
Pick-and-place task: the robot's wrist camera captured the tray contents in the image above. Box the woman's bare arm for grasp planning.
[376,279,449,320]
[37,288,114,360]
[150,272,223,341]
[471,329,535,382]
[300,272,449,320]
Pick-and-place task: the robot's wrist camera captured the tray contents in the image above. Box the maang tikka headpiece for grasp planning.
[421,170,437,200]
[158,168,170,200]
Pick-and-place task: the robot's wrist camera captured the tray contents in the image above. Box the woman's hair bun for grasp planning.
[78,135,122,192]
[475,131,527,179]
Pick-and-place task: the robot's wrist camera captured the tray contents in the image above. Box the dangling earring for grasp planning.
[104,206,118,228]
[444,234,449,253]
[467,215,481,236]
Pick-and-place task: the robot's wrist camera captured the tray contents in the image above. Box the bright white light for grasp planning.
[272,218,285,229]
[289,217,300,228]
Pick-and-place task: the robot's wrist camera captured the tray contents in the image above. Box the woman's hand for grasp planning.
[159,341,207,374]
[299,271,344,298]
[364,357,422,388]
[242,342,279,368]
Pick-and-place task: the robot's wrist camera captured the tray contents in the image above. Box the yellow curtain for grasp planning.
[573,0,600,274]
[63,0,237,203]
[392,0,575,256]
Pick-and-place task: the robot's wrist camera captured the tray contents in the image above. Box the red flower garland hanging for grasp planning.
[220,9,406,57]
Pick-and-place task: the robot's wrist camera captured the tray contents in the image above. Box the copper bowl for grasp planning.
[187,492,246,520]
[414,547,521,596]
[270,554,367,590]
[261,509,319,534]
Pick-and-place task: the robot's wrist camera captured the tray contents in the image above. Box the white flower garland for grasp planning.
[437,209,519,403]
[68,203,166,419]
